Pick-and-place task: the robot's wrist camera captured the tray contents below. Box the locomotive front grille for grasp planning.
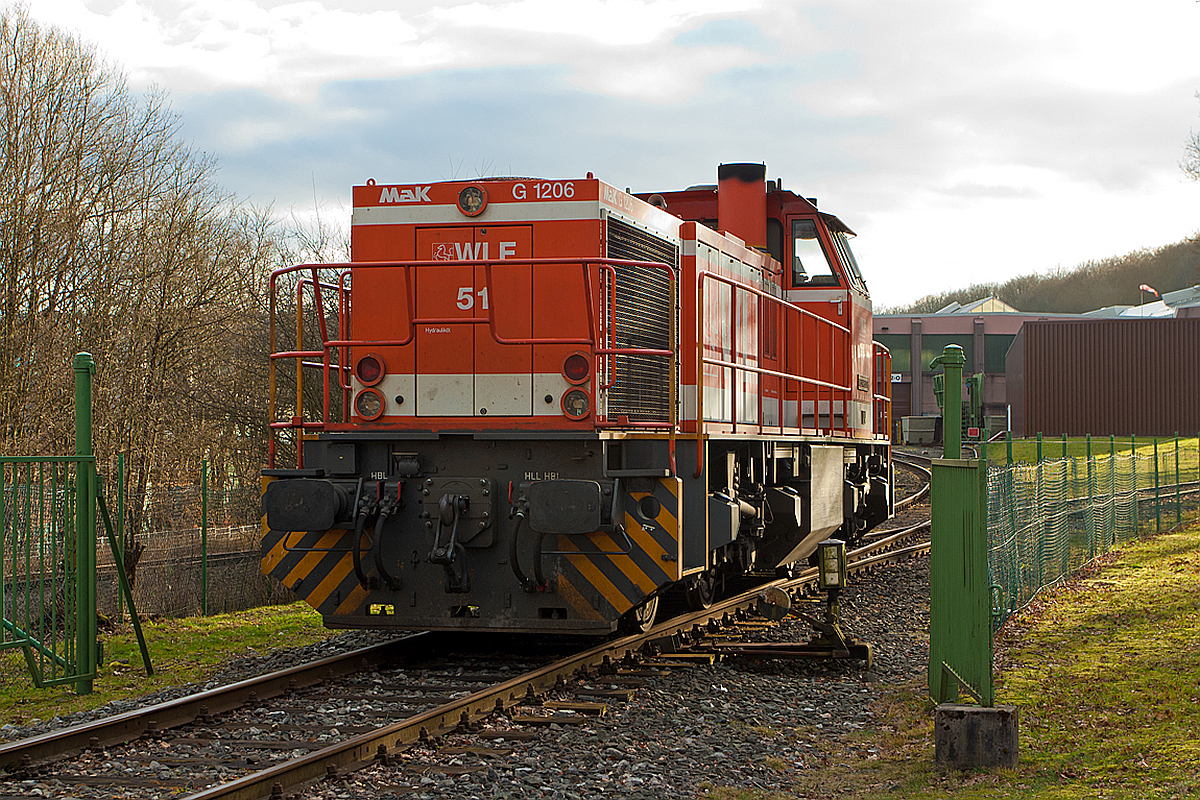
[605,217,677,423]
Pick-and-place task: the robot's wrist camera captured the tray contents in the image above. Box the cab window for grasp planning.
[830,230,867,293]
[791,219,839,287]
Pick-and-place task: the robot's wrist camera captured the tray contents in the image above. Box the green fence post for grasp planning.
[1131,435,1139,536]
[1006,431,1012,465]
[1154,437,1161,533]
[201,459,209,616]
[1110,435,1117,548]
[116,454,125,623]
[1174,432,1181,524]
[928,345,992,706]
[1062,433,1068,459]
[1036,433,1045,589]
[73,353,97,695]
[1087,434,1095,560]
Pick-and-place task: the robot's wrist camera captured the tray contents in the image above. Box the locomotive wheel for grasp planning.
[684,570,716,610]
[619,595,659,635]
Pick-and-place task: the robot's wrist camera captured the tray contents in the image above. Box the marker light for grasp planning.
[562,353,590,384]
[561,389,591,420]
[355,353,385,387]
[354,388,384,421]
[457,185,488,217]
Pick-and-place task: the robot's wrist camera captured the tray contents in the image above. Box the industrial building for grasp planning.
[1007,318,1200,437]
[874,287,1200,441]
[873,298,1076,441]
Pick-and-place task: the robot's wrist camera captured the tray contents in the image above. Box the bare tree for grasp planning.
[0,7,305,539]
[1186,132,1200,182]
[1186,94,1200,182]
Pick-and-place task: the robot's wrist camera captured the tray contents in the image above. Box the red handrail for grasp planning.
[267,258,680,465]
[873,342,893,441]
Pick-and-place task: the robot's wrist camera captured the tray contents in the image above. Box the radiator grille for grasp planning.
[604,217,677,423]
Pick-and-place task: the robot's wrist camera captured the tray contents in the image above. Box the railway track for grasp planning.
[0,467,933,800]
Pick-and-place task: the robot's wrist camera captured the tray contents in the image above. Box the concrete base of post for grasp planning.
[934,704,1019,770]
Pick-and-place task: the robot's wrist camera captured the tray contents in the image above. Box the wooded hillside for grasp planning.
[884,236,1200,314]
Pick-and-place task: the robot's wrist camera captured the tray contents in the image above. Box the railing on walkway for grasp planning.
[695,269,854,437]
[266,259,680,469]
[873,343,892,441]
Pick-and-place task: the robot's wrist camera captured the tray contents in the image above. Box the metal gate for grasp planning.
[0,353,150,694]
[0,456,93,690]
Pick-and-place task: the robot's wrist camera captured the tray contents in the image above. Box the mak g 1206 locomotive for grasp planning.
[261,162,893,635]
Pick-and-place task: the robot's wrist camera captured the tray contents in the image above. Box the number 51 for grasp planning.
[456,286,490,310]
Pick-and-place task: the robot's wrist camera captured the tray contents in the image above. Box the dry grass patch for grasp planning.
[0,602,335,729]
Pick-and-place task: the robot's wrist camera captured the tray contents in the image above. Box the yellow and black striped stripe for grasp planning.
[260,528,370,616]
[555,477,681,619]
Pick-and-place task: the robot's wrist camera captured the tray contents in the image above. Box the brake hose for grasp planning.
[509,511,537,592]
[532,529,549,591]
[351,510,370,588]
[372,506,402,590]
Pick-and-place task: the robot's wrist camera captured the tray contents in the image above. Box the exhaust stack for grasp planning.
[717,162,767,250]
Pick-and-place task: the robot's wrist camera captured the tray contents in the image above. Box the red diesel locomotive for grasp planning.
[261,162,893,634]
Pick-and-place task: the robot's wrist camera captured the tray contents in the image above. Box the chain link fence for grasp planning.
[987,437,1198,631]
[95,473,293,620]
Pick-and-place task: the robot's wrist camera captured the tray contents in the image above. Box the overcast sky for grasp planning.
[24,0,1200,308]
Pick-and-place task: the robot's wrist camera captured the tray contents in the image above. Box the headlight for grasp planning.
[457,185,488,217]
[354,388,384,421]
[561,389,590,420]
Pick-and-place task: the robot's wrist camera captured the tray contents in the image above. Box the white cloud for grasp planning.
[30,0,765,101]
[427,0,754,46]
[20,1,1200,307]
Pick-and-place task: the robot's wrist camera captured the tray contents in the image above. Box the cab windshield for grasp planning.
[791,219,838,286]
[790,217,868,294]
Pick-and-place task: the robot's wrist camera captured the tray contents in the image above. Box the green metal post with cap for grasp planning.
[927,344,993,705]
[932,345,964,459]
[73,353,98,695]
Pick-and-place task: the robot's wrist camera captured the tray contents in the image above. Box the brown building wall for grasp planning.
[1006,326,1026,437]
[1008,319,1200,437]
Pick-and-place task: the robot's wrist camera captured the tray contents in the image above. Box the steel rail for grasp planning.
[2,510,933,800]
[892,455,932,510]
[184,524,934,800]
[0,635,438,773]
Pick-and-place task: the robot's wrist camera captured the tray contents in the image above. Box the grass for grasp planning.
[988,435,1200,477]
[701,520,1200,799]
[0,602,337,729]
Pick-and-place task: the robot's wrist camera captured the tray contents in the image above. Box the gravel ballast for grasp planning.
[299,555,931,799]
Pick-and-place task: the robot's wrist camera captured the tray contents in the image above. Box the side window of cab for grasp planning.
[791,219,840,287]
